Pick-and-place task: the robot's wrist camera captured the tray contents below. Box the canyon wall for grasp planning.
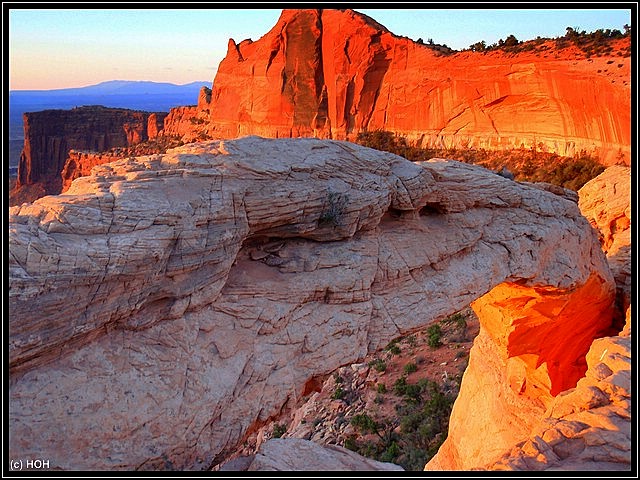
[13,9,630,208]
[9,137,615,470]
[205,9,630,165]
[60,150,125,193]
[159,87,211,140]
[14,106,168,200]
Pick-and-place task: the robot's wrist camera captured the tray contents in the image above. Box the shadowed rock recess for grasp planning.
[9,137,616,470]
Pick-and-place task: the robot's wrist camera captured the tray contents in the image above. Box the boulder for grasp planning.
[246,438,404,471]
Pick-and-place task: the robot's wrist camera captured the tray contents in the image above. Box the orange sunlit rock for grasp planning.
[426,273,616,470]
[205,9,630,165]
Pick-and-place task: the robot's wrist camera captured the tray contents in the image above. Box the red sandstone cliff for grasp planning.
[13,106,168,204]
[160,87,211,141]
[205,9,630,165]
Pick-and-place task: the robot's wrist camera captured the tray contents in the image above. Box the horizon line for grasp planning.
[10,79,213,92]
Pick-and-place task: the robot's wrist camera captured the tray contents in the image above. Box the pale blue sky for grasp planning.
[8,7,632,90]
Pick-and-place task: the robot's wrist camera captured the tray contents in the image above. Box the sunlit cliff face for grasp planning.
[206,9,631,165]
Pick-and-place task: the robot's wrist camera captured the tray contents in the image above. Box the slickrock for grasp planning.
[206,9,630,164]
[578,165,631,312]
[245,438,404,471]
[9,137,614,470]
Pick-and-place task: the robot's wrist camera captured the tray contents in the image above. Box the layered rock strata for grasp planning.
[206,9,630,164]
[14,106,168,200]
[578,165,631,313]
[243,438,404,471]
[9,137,614,470]
[61,150,123,193]
[159,87,212,141]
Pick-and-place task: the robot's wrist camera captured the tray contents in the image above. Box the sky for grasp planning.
[7,6,632,91]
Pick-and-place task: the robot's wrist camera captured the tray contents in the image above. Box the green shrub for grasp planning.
[377,383,387,394]
[400,446,430,471]
[427,324,442,348]
[384,338,401,354]
[369,358,387,372]
[319,191,348,226]
[331,386,345,400]
[342,374,457,470]
[404,362,418,374]
[394,380,456,469]
[379,441,401,463]
[343,437,358,451]
[393,376,423,402]
[351,413,380,435]
[444,312,465,327]
[272,423,287,438]
[388,344,401,355]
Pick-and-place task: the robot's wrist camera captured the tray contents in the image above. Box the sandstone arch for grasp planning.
[8,137,615,470]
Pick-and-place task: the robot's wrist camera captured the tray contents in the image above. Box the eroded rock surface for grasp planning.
[9,137,614,470]
[578,165,631,312]
[427,163,631,472]
[245,438,404,471]
[483,306,631,471]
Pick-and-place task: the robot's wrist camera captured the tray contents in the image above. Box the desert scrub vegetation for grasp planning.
[465,24,630,57]
[355,130,606,191]
[271,423,287,438]
[426,324,443,349]
[345,375,456,470]
[384,338,402,355]
[339,309,474,470]
[318,191,348,226]
[403,362,418,375]
[368,358,387,373]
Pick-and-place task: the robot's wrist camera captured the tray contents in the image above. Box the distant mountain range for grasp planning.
[9,80,209,173]
[10,79,208,110]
